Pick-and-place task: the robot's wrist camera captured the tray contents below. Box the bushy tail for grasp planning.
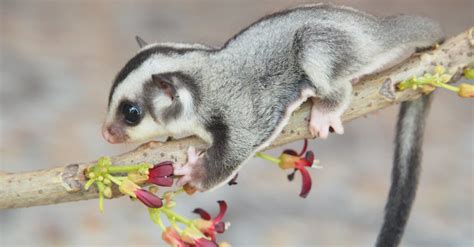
[381,15,445,49]
[376,94,433,247]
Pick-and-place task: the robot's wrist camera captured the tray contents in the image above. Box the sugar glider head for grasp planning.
[102,37,205,144]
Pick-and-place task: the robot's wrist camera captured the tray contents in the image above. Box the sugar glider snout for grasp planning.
[102,123,127,144]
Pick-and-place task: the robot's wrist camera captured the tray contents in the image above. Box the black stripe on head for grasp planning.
[108,46,209,107]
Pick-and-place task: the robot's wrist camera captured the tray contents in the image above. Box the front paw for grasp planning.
[173,146,206,191]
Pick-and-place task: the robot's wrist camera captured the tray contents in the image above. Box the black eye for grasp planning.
[122,102,142,126]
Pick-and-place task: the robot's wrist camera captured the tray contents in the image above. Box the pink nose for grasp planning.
[102,124,125,144]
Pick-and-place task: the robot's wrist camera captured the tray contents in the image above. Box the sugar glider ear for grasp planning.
[152,74,177,100]
[135,35,148,48]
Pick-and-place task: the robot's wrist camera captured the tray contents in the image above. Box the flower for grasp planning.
[464,68,474,79]
[135,189,163,208]
[183,183,198,195]
[192,201,228,241]
[193,238,218,247]
[181,227,218,247]
[256,139,319,198]
[119,179,163,208]
[148,161,174,186]
[458,83,474,98]
[278,139,316,198]
[162,227,188,247]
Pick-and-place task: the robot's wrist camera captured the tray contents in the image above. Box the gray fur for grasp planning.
[107,4,444,245]
[376,94,433,247]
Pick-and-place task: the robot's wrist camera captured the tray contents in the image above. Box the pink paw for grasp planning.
[173,146,205,189]
[309,106,344,139]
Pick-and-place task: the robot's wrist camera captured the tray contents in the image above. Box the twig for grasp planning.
[1,28,473,209]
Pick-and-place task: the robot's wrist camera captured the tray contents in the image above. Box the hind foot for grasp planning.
[309,104,344,139]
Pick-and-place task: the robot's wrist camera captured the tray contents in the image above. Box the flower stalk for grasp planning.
[397,65,474,98]
[84,157,230,246]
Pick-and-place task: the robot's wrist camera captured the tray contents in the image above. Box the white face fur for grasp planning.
[103,41,216,144]
[103,45,198,144]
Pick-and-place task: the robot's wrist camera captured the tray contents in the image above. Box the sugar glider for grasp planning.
[102,4,443,246]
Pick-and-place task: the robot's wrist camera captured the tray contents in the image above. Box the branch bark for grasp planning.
[1,28,473,209]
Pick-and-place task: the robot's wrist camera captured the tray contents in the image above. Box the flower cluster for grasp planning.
[154,200,230,247]
[84,157,173,211]
[256,139,321,198]
[84,157,230,246]
[397,65,474,98]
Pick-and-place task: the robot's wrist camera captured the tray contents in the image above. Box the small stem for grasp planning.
[84,178,96,191]
[107,164,150,174]
[99,193,104,213]
[156,214,167,231]
[436,82,460,92]
[149,208,167,231]
[174,188,185,195]
[161,207,192,226]
[105,174,122,185]
[97,181,105,213]
[170,217,182,233]
[255,152,281,164]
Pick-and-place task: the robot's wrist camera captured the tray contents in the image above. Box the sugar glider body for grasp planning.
[103,4,443,246]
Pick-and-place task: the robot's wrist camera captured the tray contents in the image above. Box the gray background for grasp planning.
[1,0,473,246]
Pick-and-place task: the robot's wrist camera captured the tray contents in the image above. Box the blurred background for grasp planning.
[0,0,472,246]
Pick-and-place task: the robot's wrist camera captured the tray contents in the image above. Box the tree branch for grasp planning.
[1,28,473,209]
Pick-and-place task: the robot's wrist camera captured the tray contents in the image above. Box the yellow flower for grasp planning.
[421,85,436,94]
[118,179,140,198]
[458,83,474,98]
[127,172,148,184]
[464,68,474,80]
[434,65,445,75]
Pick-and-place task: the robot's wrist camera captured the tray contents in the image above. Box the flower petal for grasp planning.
[135,189,163,208]
[194,238,218,247]
[282,149,298,156]
[214,221,226,234]
[214,201,228,222]
[298,139,308,156]
[193,208,212,220]
[305,151,314,165]
[287,169,297,181]
[148,176,174,187]
[149,161,174,177]
[162,227,188,247]
[298,168,312,198]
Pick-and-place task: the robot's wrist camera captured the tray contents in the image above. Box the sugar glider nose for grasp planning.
[102,124,126,144]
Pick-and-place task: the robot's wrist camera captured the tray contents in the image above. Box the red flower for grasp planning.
[135,189,163,208]
[162,227,189,247]
[162,227,218,247]
[192,201,228,241]
[279,139,315,198]
[148,161,174,187]
[119,179,163,208]
[193,238,218,247]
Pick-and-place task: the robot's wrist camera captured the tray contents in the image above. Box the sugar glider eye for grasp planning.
[121,102,142,126]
